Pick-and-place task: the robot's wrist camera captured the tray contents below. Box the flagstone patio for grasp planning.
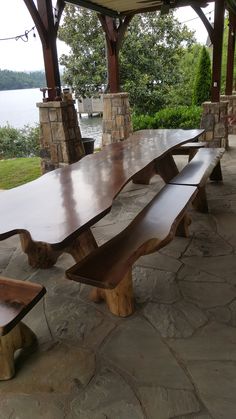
[0,136,236,419]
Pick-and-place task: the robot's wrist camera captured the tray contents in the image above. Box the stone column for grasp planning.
[102,93,132,146]
[220,94,236,135]
[200,101,229,149]
[37,100,85,173]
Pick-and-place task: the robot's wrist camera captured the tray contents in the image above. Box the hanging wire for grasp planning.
[0,6,62,43]
[0,26,36,42]
[180,9,214,25]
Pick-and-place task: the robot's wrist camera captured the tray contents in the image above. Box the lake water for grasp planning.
[0,88,103,147]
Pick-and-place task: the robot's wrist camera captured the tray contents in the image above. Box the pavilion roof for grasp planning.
[66,0,214,17]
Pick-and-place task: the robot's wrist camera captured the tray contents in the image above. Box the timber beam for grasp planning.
[98,14,133,93]
[24,0,65,101]
[225,11,236,95]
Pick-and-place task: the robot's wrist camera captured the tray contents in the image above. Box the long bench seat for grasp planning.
[170,147,224,212]
[66,184,198,316]
[66,146,225,317]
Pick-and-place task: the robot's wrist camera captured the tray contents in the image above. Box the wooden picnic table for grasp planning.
[0,128,204,269]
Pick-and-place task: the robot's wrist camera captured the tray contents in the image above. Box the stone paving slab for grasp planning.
[0,137,236,418]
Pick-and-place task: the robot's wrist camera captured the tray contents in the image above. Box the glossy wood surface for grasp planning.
[66,184,198,291]
[0,129,203,247]
[170,148,224,187]
[0,277,46,336]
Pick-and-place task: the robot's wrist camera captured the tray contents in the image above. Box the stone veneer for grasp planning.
[220,93,236,135]
[102,93,132,146]
[200,101,229,149]
[37,100,85,173]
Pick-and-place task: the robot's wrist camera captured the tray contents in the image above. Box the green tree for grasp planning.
[192,46,212,105]
[59,6,106,97]
[59,7,195,113]
[0,70,45,91]
[120,12,195,114]
[166,44,202,106]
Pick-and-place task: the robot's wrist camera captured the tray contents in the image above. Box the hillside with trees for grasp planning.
[0,70,46,91]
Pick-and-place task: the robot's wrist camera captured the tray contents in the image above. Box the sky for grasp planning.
[0,0,214,72]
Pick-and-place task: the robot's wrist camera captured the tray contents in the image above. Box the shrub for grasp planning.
[132,106,202,131]
[192,46,212,105]
[0,124,40,159]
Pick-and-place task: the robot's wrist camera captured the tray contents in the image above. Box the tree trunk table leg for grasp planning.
[132,162,156,185]
[0,322,36,380]
[156,153,179,183]
[20,232,62,269]
[90,270,134,317]
[193,187,208,213]
[65,228,98,261]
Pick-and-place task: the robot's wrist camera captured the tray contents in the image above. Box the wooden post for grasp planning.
[211,0,225,102]
[226,12,236,95]
[24,0,65,100]
[98,15,133,93]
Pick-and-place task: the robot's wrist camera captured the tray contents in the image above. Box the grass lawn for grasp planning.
[0,157,41,189]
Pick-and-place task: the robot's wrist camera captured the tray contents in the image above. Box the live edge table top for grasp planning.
[0,129,204,248]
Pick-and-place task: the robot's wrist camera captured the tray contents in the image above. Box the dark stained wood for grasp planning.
[170,148,224,213]
[172,142,206,161]
[170,148,224,187]
[98,15,133,93]
[0,277,46,336]
[0,129,204,250]
[225,11,236,95]
[66,184,197,299]
[24,0,61,99]
[211,0,225,102]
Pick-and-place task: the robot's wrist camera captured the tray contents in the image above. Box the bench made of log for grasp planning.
[0,277,46,380]
[170,147,224,212]
[66,184,198,317]
[172,141,206,161]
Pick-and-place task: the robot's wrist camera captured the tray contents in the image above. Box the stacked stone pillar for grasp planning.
[220,93,236,135]
[200,101,229,149]
[102,93,132,146]
[37,100,85,173]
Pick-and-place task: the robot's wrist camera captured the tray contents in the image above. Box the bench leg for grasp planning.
[20,232,62,269]
[90,269,134,317]
[210,161,223,181]
[0,322,36,380]
[193,187,208,213]
[176,213,192,237]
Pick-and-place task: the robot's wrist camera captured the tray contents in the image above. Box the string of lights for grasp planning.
[0,6,60,42]
[0,26,36,42]
[0,8,214,42]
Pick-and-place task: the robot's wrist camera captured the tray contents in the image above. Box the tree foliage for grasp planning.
[192,46,212,105]
[0,70,46,91]
[59,6,106,98]
[59,6,196,113]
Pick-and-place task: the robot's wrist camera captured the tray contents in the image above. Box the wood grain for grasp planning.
[66,184,198,291]
[0,276,46,336]
[0,129,204,248]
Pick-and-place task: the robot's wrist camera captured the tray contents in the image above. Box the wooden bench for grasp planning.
[172,141,206,161]
[0,276,46,380]
[66,184,198,317]
[169,147,224,212]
